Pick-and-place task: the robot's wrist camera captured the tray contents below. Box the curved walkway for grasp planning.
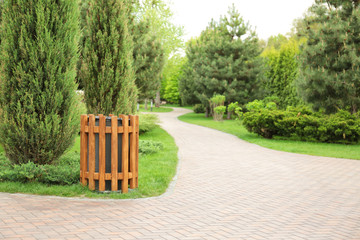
[1,108,360,240]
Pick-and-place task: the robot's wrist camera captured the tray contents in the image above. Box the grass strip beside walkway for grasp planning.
[178,112,360,160]
[0,126,178,199]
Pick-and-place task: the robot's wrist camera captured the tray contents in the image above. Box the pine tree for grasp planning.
[81,0,137,115]
[0,0,80,165]
[297,0,360,113]
[184,5,265,115]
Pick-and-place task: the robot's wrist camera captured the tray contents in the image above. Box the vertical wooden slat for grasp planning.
[135,115,139,188]
[121,115,129,193]
[98,115,106,191]
[111,116,118,191]
[88,114,96,190]
[80,115,88,186]
[129,115,136,189]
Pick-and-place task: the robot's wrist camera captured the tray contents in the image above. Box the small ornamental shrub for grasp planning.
[242,107,360,144]
[214,106,226,121]
[139,140,164,155]
[139,114,159,134]
[210,94,226,121]
[227,102,242,119]
[245,98,278,112]
[0,153,80,185]
[193,104,206,113]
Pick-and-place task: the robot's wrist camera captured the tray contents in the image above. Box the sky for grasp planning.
[170,0,315,42]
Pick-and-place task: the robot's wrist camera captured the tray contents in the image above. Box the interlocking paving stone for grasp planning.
[1,108,360,239]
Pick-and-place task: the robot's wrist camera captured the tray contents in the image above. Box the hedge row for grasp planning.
[242,107,360,144]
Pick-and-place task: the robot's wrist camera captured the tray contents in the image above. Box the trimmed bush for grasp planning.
[214,106,226,121]
[210,94,225,121]
[242,107,360,144]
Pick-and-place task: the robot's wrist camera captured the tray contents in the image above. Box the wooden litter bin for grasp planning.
[80,114,139,193]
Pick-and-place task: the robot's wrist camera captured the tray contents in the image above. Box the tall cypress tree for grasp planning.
[262,37,303,108]
[132,18,165,102]
[81,0,137,115]
[0,0,80,165]
[297,0,360,113]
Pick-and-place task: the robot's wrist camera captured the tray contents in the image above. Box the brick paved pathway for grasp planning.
[1,108,360,240]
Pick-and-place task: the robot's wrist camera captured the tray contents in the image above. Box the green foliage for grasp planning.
[227,102,242,119]
[136,0,184,59]
[262,36,303,108]
[0,153,80,185]
[162,55,186,104]
[81,0,138,115]
[139,113,160,134]
[210,94,226,106]
[178,112,360,160]
[213,106,226,121]
[183,5,265,110]
[245,98,278,112]
[193,104,206,113]
[139,140,164,155]
[178,55,200,105]
[132,17,165,101]
[0,0,80,165]
[297,0,360,113]
[210,94,225,120]
[243,107,360,143]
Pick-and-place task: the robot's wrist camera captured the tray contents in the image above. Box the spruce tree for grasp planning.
[297,0,360,113]
[185,5,265,114]
[81,0,137,115]
[0,0,80,165]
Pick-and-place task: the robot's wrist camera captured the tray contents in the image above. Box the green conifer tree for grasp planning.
[132,18,165,103]
[0,0,80,165]
[297,0,360,113]
[262,37,303,108]
[185,5,265,116]
[81,0,137,115]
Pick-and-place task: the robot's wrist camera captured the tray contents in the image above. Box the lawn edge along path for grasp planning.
[178,111,360,160]
[0,126,179,199]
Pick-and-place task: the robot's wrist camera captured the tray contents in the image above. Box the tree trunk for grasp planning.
[227,101,231,119]
[144,99,148,110]
[205,107,209,118]
[155,90,160,107]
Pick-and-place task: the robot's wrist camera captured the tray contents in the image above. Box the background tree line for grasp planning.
[166,1,359,119]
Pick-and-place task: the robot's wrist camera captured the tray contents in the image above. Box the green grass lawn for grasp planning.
[163,103,193,110]
[137,105,173,113]
[0,126,179,199]
[178,112,360,160]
